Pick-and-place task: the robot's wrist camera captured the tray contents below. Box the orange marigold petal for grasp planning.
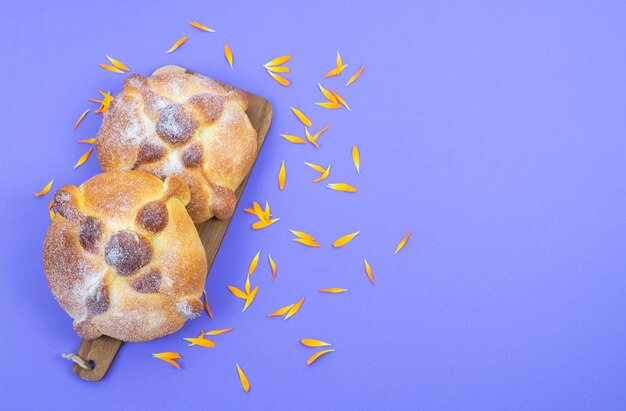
[289,229,316,241]
[77,138,96,144]
[284,297,304,320]
[324,67,341,78]
[184,337,216,348]
[34,179,54,197]
[205,328,233,335]
[312,125,330,140]
[312,166,331,183]
[267,303,294,317]
[294,238,322,247]
[166,36,188,53]
[236,364,250,392]
[98,63,124,74]
[315,101,342,109]
[73,148,93,169]
[190,21,215,32]
[395,231,413,254]
[244,274,251,294]
[105,55,129,71]
[278,161,286,190]
[248,250,261,275]
[332,231,360,248]
[268,254,277,280]
[318,83,338,102]
[202,290,213,319]
[228,285,248,300]
[74,109,90,130]
[319,288,348,293]
[305,128,319,148]
[266,65,290,73]
[224,44,233,68]
[267,70,290,86]
[280,134,306,144]
[152,352,182,369]
[327,183,357,193]
[352,146,360,173]
[291,107,312,127]
[242,286,259,312]
[364,258,374,285]
[264,55,292,67]
[252,218,280,230]
[330,90,350,110]
[307,349,334,366]
[304,162,326,174]
[346,65,365,86]
[301,339,331,347]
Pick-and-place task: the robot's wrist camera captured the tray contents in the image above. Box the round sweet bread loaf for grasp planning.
[95,66,258,224]
[43,170,208,342]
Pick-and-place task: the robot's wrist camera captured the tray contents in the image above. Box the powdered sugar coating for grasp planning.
[95,68,257,223]
[43,170,207,342]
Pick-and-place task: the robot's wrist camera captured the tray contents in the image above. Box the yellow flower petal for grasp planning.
[395,231,412,254]
[267,304,294,317]
[34,179,54,197]
[205,328,233,335]
[324,67,341,78]
[352,146,360,173]
[264,55,292,67]
[184,336,216,348]
[77,138,96,144]
[105,55,129,71]
[248,250,261,275]
[311,165,331,183]
[304,162,326,173]
[252,218,280,230]
[228,285,248,300]
[266,65,290,73]
[152,352,182,369]
[244,274,250,294]
[318,83,338,102]
[294,238,322,247]
[236,364,250,392]
[48,200,55,220]
[315,101,342,109]
[346,65,365,86]
[278,160,286,190]
[166,36,188,53]
[330,90,350,110]
[190,21,215,32]
[202,290,213,319]
[306,349,334,365]
[224,44,233,68]
[300,339,331,347]
[267,70,290,86]
[327,183,357,193]
[268,254,277,281]
[98,63,124,74]
[312,125,330,140]
[332,231,360,248]
[242,286,259,312]
[291,107,312,127]
[319,288,348,293]
[74,109,90,130]
[364,258,374,285]
[289,229,316,241]
[73,148,93,169]
[263,201,271,221]
[305,128,319,148]
[336,51,343,70]
[280,134,306,144]
[253,201,265,220]
[284,297,304,320]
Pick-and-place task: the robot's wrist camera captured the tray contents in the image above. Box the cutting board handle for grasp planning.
[68,336,123,381]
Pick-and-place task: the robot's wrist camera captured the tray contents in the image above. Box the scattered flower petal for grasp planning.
[202,290,213,319]
[289,230,317,241]
[301,339,332,347]
[252,218,280,230]
[205,328,233,335]
[228,285,248,300]
[315,101,342,109]
[224,44,233,68]
[98,63,124,74]
[364,258,374,285]
[265,65,290,73]
[166,36,188,53]
[291,107,312,127]
[312,125,330,140]
[236,364,250,392]
[248,250,261,275]
[34,179,54,197]
[304,162,326,173]
[305,128,319,148]
[267,303,294,317]
[395,231,412,254]
[190,21,215,32]
[319,288,348,293]
[73,148,93,169]
[74,109,90,130]
[330,90,350,110]
[48,200,55,220]
[184,336,216,348]
[244,274,251,294]
[352,146,360,173]
[242,286,259,312]
[264,55,291,67]
[327,183,357,193]
[346,65,365,86]
[312,165,331,183]
[318,83,338,102]
[278,161,286,190]
[280,134,306,144]
[152,352,182,369]
[267,71,290,86]
[268,254,277,281]
[105,55,129,71]
[307,349,334,365]
[284,297,305,320]
[294,238,322,247]
[332,231,360,248]
[77,138,96,144]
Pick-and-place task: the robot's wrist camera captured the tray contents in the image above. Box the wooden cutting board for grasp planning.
[71,65,273,381]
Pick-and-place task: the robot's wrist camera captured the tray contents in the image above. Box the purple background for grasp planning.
[1,1,626,409]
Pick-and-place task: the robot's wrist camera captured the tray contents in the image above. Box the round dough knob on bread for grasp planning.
[95,67,258,224]
[43,170,208,342]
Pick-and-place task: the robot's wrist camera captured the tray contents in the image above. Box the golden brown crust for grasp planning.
[43,170,207,342]
[95,69,257,223]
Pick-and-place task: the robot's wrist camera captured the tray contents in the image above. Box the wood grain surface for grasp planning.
[72,65,273,381]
